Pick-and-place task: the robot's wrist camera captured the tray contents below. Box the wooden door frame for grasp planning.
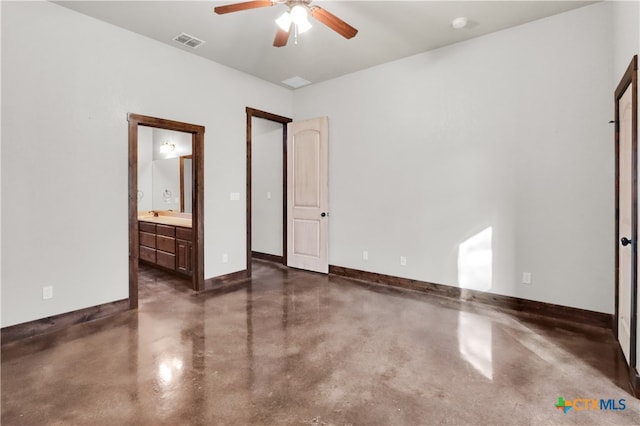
[128,113,205,309]
[614,55,638,393]
[245,107,292,274]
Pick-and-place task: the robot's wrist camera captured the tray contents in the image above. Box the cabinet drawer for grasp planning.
[139,232,156,248]
[157,235,175,254]
[156,224,175,237]
[157,250,175,269]
[140,246,156,263]
[176,227,192,241]
[139,221,156,233]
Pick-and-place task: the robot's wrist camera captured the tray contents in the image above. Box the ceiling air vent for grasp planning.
[173,33,205,49]
[281,76,312,89]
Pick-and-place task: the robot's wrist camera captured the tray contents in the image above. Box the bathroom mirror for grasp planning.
[137,127,192,213]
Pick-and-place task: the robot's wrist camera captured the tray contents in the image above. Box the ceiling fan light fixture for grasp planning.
[290,5,307,22]
[276,11,292,31]
[295,16,312,34]
[276,5,312,34]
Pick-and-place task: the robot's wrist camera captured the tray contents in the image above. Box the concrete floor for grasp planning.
[2,260,639,425]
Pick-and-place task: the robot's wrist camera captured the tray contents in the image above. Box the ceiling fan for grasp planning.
[214,0,358,47]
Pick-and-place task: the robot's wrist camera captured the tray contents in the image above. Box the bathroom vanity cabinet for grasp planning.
[139,221,192,277]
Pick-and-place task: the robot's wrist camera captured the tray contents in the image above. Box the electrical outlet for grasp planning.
[363,250,369,261]
[522,272,532,284]
[400,256,407,266]
[222,253,229,263]
[42,286,53,300]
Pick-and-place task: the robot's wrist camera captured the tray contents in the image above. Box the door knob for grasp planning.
[621,237,633,246]
[321,212,328,217]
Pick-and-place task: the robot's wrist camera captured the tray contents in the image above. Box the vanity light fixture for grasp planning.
[160,141,175,153]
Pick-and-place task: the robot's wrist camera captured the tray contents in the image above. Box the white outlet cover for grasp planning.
[42,286,53,300]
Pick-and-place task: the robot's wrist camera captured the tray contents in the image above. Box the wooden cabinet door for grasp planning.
[176,239,192,275]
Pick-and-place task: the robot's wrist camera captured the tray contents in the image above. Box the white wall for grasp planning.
[0,0,632,327]
[0,0,3,327]
[251,118,284,256]
[1,1,292,327]
[612,0,639,84]
[294,2,615,313]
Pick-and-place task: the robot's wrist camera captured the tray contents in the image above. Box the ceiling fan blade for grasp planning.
[214,1,274,15]
[310,6,358,39]
[273,25,291,47]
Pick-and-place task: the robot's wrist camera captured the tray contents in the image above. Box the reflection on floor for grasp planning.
[2,260,638,424]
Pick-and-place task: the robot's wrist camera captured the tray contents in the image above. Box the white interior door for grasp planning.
[287,117,329,273]
[619,81,633,364]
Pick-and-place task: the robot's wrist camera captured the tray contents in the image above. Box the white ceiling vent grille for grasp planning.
[173,33,205,49]
[281,76,312,89]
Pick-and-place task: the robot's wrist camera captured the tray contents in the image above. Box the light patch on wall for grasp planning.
[457,227,493,291]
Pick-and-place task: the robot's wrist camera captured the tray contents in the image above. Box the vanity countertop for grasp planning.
[138,215,192,228]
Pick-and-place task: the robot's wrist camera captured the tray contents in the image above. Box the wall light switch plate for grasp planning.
[522,272,532,284]
[222,253,229,263]
[267,191,272,199]
[363,251,369,261]
[42,286,53,300]
[400,256,407,266]
[229,192,240,201]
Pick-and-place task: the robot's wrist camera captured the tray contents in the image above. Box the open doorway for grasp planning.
[245,107,292,275]
[128,114,205,309]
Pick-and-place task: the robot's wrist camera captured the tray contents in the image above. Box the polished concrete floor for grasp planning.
[2,260,639,425]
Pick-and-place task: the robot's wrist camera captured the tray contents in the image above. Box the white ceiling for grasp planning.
[55,1,596,89]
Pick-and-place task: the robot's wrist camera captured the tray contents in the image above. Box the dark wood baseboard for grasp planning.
[203,269,250,293]
[139,259,192,281]
[329,265,613,329]
[1,299,129,345]
[251,251,284,264]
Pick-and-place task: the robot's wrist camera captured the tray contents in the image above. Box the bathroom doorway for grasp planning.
[128,113,205,309]
[245,107,292,274]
